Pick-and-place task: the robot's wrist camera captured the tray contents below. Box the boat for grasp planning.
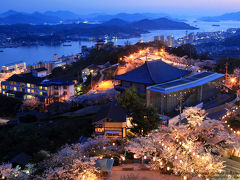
[63,44,72,46]
[212,24,220,27]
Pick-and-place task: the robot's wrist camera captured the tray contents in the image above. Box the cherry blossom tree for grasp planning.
[22,97,41,111]
[0,136,117,180]
[0,163,34,180]
[126,107,239,178]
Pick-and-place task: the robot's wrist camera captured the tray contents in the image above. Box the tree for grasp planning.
[22,97,41,111]
[118,87,162,136]
[0,136,115,180]
[169,44,198,59]
[126,107,239,178]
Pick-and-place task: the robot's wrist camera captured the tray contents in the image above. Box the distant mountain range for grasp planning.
[200,11,240,22]
[102,18,196,30]
[0,10,175,25]
[85,12,169,22]
[0,17,197,41]
[0,10,82,24]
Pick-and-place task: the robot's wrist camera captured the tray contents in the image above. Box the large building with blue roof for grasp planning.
[115,60,191,93]
[1,68,75,104]
[147,71,225,114]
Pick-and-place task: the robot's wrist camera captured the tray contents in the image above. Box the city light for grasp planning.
[230,77,236,83]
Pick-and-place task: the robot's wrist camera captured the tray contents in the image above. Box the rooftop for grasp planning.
[94,99,127,123]
[147,71,224,94]
[33,67,47,72]
[38,80,74,86]
[115,60,191,84]
[2,61,25,67]
[7,73,45,84]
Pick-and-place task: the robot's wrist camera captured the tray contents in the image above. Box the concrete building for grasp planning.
[31,62,53,75]
[166,36,174,47]
[1,69,74,104]
[32,68,47,78]
[154,35,164,42]
[1,61,27,74]
[82,64,101,82]
[147,72,224,114]
[115,60,191,94]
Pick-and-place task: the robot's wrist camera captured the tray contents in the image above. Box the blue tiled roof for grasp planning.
[115,60,191,84]
[148,71,224,94]
[38,80,74,86]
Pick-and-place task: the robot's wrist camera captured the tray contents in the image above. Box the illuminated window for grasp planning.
[27,89,30,93]
[27,83,30,88]
[19,88,22,92]
[2,85,5,90]
[31,84,34,88]
[39,92,43,96]
[39,86,42,90]
[2,91,5,95]
[14,87,17,91]
[31,89,34,94]
[44,87,47,91]
[95,128,104,133]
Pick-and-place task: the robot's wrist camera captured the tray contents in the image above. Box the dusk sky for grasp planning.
[1,0,240,16]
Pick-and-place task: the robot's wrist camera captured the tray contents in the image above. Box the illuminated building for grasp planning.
[93,99,132,138]
[147,72,224,114]
[1,68,74,104]
[115,60,191,93]
[1,61,27,74]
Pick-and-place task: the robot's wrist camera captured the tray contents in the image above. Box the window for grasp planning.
[10,87,14,91]
[2,91,5,95]
[31,84,34,88]
[27,83,30,88]
[14,87,17,91]
[44,87,47,91]
[19,88,22,92]
[27,89,30,93]
[2,85,5,90]
[39,92,43,96]
[31,89,34,94]
[95,128,104,133]
[39,86,42,90]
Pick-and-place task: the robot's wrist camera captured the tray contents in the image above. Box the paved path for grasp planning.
[105,164,201,180]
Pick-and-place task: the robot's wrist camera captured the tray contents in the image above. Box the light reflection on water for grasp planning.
[0,20,240,66]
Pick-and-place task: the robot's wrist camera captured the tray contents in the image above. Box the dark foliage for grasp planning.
[0,95,22,117]
[169,44,198,59]
[0,115,93,163]
[118,87,162,136]
[215,58,240,74]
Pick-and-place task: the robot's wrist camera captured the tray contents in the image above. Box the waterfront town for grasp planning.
[0,1,240,180]
[0,35,239,179]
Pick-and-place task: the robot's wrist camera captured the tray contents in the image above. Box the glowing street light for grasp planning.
[230,77,236,84]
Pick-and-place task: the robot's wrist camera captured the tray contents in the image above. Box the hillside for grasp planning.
[200,11,240,22]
